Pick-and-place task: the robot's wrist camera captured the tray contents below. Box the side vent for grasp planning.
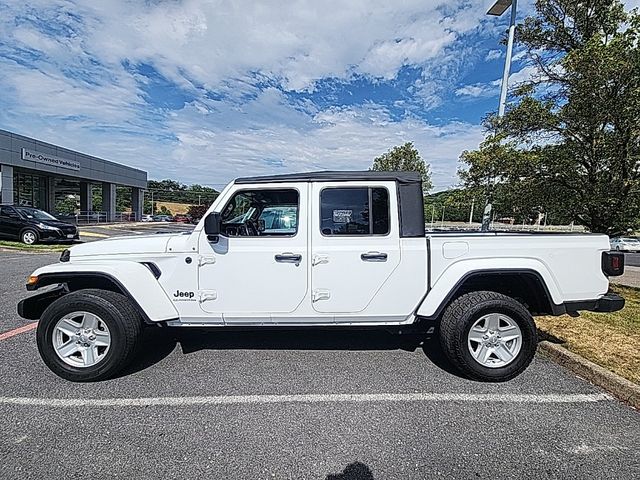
[141,262,162,279]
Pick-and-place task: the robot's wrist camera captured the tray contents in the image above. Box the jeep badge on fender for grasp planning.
[173,290,195,300]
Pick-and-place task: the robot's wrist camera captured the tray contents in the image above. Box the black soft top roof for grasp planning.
[235,170,425,238]
[235,171,421,185]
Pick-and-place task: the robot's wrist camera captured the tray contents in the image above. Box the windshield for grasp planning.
[15,207,58,221]
[620,238,639,243]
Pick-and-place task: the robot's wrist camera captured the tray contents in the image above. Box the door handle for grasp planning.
[361,251,388,262]
[275,253,302,264]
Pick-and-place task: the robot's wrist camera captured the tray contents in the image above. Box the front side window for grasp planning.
[221,189,299,237]
[320,187,390,236]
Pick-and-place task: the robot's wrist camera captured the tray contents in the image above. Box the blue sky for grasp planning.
[1,0,634,191]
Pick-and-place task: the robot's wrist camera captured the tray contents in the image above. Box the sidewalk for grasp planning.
[614,266,640,289]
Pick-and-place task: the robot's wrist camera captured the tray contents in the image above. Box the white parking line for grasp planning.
[0,392,613,408]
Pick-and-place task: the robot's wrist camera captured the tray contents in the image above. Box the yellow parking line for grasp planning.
[79,231,109,238]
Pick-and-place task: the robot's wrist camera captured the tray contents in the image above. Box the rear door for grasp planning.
[0,206,22,239]
[310,182,400,314]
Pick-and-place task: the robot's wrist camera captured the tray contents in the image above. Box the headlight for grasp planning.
[37,223,60,231]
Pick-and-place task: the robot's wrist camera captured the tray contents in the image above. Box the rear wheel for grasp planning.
[439,291,537,382]
[37,289,143,382]
[21,229,38,245]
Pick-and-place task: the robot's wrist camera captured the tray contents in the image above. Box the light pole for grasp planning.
[481,0,518,232]
[488,0,518,117]
[469,198,475,224]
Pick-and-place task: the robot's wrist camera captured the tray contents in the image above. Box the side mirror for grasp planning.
[204,212,222,242]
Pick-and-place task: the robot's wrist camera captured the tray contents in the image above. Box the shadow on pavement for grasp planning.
[118,324,464,379]
[326,461,374,480]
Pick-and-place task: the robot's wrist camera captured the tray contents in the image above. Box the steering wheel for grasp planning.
[243,219,259,236]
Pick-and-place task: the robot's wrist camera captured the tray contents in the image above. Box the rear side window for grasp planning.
[0,206,17,217]
[320,187,390,235]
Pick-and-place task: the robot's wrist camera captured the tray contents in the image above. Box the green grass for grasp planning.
[536,285,640,384]
[0,240,69,252]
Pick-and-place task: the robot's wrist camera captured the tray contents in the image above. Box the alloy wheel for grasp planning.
[52,311,111,368]
[467,313,522,368]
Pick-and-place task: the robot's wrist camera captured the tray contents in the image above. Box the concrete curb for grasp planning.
[538,340,639,409]
[0,247,63,254]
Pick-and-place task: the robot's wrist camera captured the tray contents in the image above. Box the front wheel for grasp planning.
[21,229,38,245]
[439,291,537,382]
[36,289,143,381]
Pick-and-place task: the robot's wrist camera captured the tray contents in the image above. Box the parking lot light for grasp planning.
[487,0,513,17]
[481,0,518,232]
[487,0,518,118]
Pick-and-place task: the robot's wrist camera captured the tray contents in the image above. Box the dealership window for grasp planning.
[13,172,46,209]
[320,187,390,235]
[221,189,299,237]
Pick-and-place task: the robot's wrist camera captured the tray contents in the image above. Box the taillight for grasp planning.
[602,252,625,276]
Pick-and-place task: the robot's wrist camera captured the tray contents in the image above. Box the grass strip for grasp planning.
[0,240,69,252]
[536,285,640,384]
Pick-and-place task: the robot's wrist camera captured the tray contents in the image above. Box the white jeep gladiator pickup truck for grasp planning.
[18,171,625,382]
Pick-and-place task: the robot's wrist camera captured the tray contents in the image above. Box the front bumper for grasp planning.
[564,293,625,315]
[17,285,68,319]
[39,229,79,242]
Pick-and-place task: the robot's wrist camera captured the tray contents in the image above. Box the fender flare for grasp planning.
[22,261,179,323]
[416,260,563,319]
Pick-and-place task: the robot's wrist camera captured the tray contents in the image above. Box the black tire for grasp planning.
[36,289,143,382]
[20,228,39,245]
[439,291,537,382]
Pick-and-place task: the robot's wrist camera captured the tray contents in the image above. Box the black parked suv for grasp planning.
[0,205,79,245]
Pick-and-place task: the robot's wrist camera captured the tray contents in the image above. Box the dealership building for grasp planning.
[0,129,147,221]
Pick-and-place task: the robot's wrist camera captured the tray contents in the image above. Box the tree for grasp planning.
[459,135,575,225]
[146,179,218,205]
[187,204,208,221]
[371,142,433,193]
[460,0,640,233]
[55,196,78,215]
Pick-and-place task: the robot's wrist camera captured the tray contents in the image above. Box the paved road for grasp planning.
[0,251,638,479]
[624,252,640,267]
[79,221,194,242]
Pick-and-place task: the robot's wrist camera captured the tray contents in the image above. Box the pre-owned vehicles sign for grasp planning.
[21,148,80,171]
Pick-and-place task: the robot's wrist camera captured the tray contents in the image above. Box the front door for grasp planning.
[198,184,308,323]
[310,182,400,315]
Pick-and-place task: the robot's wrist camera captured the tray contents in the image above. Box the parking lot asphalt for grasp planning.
[624,252,640,267]
[79,221,194,242]
[0,249,639,479]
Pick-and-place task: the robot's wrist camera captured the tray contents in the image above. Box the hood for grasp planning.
[33,219,76,229]
[69,233,179,257]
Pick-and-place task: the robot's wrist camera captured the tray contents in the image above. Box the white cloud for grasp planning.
[455,83,497,98]
[163,100,484,190]
[485,49,502,61]
[0,0,497,191]
[455,64,538,98]
[1,85,484,190]
[2,0,499,92]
